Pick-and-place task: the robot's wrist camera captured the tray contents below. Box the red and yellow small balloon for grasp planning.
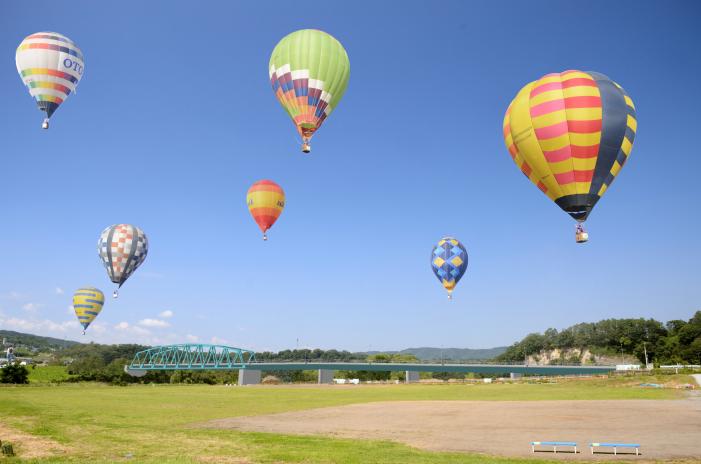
[247,180,285,240]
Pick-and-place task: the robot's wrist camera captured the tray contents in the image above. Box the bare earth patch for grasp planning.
[203,399,701,461]
[196,457,252,463]
[0,421,70,459]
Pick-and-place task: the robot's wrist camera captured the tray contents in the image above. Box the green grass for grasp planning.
[0,377,689,463]
[26,366,72,384]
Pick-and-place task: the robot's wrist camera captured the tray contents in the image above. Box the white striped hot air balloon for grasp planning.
[15,32,85,129]
[97,224,149,298]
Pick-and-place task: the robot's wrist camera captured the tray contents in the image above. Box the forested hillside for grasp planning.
[1,330,80,351]
[497,311,701,365]
[399,347,507,361]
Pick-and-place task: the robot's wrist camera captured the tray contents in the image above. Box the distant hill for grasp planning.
[398,347,507,361]
[0,330,507,361]
[366,347,507,361]
[0,330,81,351]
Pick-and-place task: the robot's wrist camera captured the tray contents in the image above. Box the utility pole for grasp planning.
[643,342,649,369]
[620,341,624,365]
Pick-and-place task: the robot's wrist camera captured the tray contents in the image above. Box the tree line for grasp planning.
[3,311,699,385]
[497,311,701,365]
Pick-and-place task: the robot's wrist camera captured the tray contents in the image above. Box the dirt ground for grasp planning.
[0,421,69,459]
[204,398,701,461]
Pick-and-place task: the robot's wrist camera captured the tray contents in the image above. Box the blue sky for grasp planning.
[1,1,699,351]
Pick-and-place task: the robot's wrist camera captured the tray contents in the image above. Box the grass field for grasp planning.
[26,366,73,384]
[0,374,693,463]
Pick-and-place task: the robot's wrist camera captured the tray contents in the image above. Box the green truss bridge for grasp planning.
[124,344,617,384]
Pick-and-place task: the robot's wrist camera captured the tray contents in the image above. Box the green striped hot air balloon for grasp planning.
[269,29,350,153]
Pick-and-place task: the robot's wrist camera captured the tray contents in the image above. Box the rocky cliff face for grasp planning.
[525,348,639,365]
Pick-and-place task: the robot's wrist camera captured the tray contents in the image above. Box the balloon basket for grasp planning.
[301,143,311,153]
[262,234,268,241]
[113,290,119,299]
[575,224,589,244]
[42,118,49,130]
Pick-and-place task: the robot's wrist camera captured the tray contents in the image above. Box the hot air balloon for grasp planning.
[15,32,84,129]
[72,287,104,334]
[247,180,285,240]
[97,224,149,298]
[431,237,468,299]
[269,29,350,153]
[503,70,637,243]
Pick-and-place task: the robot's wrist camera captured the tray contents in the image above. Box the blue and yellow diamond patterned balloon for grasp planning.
[72,287,104,334]
[430,237,468,299]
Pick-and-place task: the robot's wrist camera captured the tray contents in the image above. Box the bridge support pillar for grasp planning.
[405,371,420,383]
[238,369,261,386]
[123,366,148,377]
[318,369,334,384]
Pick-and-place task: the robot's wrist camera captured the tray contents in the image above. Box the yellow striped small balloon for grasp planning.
[73,287,104,333]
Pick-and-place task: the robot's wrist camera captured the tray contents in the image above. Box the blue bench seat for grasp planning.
[531,441,577,453]
[590,443,641,455]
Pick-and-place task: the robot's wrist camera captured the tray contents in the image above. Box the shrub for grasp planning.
[0,363,29,384]
[262,375,280,384]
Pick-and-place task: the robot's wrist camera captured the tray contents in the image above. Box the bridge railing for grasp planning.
[248,359,611,367]
[128,344,256,370]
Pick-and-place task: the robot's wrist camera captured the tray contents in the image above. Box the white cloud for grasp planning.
[159,310,174,319]
[1,291,24,301]
[88,322,107,334]
[138,318,170,328]
[185,334,199,342]
[122,325,151,336]
[55,287,64,295]
[22,303,43,312]
[0,314,178,347]
[0,317,78,334]
[133,326,152,335]
[211,336,229,345]
[67,305,74,315]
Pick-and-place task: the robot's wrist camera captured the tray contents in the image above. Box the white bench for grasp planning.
[531,441,577,453]
[590,442,640,455]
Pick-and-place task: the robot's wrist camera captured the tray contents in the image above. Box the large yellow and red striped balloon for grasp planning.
[503,70,637,238]
[247,180,285,240]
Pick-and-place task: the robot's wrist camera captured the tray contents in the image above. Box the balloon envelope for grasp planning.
[15,32,84,124]
[72,287,104,330]
[431,237,468,296]
[269,29,350,149]
[247,180,285,236]
[502,70,636,222]
[97,224,149,287]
